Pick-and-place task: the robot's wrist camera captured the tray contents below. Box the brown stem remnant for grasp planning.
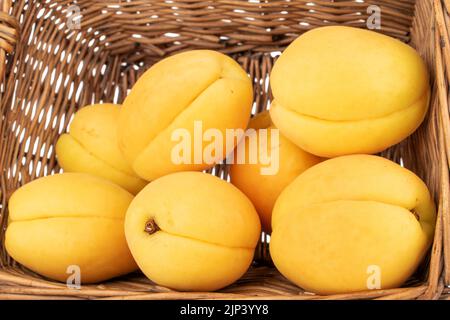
[144,219,160,235]
[411,209,420,222]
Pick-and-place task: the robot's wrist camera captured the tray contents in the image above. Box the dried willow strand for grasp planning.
[0,0,447,300]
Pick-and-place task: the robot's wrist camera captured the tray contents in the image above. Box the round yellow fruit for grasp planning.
[119,50,253,181]
[124,171,261,291]
[270,155,436,294]
[56,103,147,194]
[270,26,430,157]
[5,173,138,283]
[230,115,321,233]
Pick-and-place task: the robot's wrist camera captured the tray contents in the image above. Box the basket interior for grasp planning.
[0,0,443,299]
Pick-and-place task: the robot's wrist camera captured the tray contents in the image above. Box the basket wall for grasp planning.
[0,0,447,300]
[434,0,450,300]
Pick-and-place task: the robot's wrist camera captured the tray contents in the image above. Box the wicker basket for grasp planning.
[0,0,448,300]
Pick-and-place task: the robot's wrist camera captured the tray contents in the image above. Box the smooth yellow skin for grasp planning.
[270,26,430,157]
[270,155,436,294]
[125,172,261,291]
[56,104,147,194]
[230,117,321,233]
[5,173,138,283]
[119,50,253,181]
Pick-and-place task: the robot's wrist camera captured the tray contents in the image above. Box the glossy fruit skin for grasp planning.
[118,50,253,181]
[270,155,436,294]
[124,171,261,291]
[56,103,147,194]
[5,173,138,283]
[230,122,321,233]
[270,26,430,157]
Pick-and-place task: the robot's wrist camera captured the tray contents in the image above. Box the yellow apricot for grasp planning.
[56,104,147,194]
[124,171,261,291]
[5,173,138,283]
[119,50,253,181]
[230,115,321,233]
[270,26,430,157]
[270,155,436,294]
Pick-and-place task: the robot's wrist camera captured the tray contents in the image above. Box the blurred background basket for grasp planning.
[0,0,448,300]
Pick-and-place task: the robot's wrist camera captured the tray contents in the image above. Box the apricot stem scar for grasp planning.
[411,209,420,221]
[144,219,160,235]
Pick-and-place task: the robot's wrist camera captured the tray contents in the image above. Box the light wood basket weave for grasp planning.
[0,0,449,300]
